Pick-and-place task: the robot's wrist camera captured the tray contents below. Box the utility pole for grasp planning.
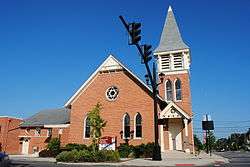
[119,15,163,161]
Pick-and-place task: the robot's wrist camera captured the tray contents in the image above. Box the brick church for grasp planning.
[0,6,194,155]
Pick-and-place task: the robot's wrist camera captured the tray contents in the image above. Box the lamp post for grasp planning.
[119,15,165,161]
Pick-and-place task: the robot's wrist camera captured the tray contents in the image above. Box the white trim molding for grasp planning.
[133,113,142,139]
[83,116,90,139]
[160,101,191,120]
[44,124,70,128]
[122,113,131,139]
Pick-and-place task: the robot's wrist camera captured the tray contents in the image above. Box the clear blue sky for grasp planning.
[0,0,250,138]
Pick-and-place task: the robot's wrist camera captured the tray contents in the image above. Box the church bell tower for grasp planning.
[154,6,192,116]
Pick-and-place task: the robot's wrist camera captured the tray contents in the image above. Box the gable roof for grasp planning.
[154,6,189,53]
[20,108,70,127]
[64,54,167,108]
[160,101,191,119]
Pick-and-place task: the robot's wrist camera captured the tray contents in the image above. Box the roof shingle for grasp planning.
[154,6,189,53]
[20,108,70,127]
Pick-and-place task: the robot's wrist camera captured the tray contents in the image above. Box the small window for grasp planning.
[175,79,182,101]
[35,128,41,136]
[123,113,130,139]
[47,129,52,137]
[84,117,91,138]
[166,80,173,101]
[135,113,142,138]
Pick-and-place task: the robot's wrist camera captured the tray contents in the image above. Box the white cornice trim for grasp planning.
[160,70,189,75]
[64,54,165,107]
[44,124,70,128]
[154,49,189,56]
[0,116,23,120]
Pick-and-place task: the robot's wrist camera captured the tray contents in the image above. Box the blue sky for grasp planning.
[0,0,250,138]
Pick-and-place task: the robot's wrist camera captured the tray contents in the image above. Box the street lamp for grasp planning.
[119,15,164,161]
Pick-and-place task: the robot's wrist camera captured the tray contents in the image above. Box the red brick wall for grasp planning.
[158,73,192,116]
[68,70,155,146]
[0,117,23,154]
[19,127,69,154]
[158,72,194,152]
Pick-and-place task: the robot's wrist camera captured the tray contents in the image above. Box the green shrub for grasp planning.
[56,149,120,162]
[133,144,145,158]
[118,143,134,158]
[118,142,154,158]
[56,149,79,162]
[39,149,56,157]
[133,143,154,158]
[105,150,120,162]
[65,143,88,151]
[143,142,154,158]
[77,150,93,162]
[47,138,61,156]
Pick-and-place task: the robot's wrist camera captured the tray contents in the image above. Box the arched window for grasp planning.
[123,113,130,139]
[175,79,182,101]
[166,80,173,101]
[135,113,142,138]
[84,117,90,138]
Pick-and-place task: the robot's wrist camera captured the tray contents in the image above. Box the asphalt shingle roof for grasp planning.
[154,6,189,53]
[20,108,70,127]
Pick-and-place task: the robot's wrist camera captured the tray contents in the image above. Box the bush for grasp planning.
[133,144,145,158]
[39,149,56,157]
[47,138,61,156]
[65,143,88,151]
[56,149,79,162]
[56,149,120,162]
[118,143,134,158]
[77,150,93,162]
[118,142,154,158]
[143,142,154,158]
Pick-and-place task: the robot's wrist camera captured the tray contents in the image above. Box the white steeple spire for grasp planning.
[168,6,172,12]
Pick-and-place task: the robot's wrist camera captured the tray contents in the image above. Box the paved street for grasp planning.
[8,151,228,167]
[215,151,250,167]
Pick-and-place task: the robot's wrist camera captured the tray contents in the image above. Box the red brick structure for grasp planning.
[0,117,23,154]
[1,6,195,155]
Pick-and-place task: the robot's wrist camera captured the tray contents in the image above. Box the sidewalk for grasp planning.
[10,151,229,166]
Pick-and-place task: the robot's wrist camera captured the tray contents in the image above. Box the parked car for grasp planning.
[0,152,10,167]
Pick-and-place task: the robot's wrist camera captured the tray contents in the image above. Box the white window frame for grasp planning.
[83,116,90,139]
[134,113,142,139]
[165,79,173,102]
[123,113,130,139]
[174,78,182,102]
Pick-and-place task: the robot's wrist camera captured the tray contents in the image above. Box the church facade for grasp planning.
[1,6,195,154]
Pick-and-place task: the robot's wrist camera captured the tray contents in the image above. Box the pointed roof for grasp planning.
[64,55,167,108]
[20,108,70,127]
[154,6,189,53]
